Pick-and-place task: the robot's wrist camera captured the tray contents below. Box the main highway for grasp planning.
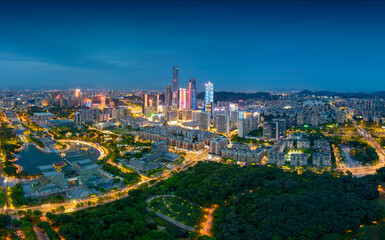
[335,114,385,176]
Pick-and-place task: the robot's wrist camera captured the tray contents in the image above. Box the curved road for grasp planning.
[4,149,206,216]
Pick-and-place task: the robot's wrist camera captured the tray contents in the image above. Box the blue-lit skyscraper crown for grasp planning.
[205,81,214,114]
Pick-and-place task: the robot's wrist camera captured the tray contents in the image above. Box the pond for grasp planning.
[16,142,100,175]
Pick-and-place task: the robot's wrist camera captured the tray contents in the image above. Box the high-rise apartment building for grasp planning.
[210,136,228,155]
[216,114,230,134]
[263,119,286,141]
[238,119,248,138]
[336,110,346,124]
[172,66,179,105]
[165,86,172,106]
[188,78,197,110]
[311,112,319,126]
[238,115,259,138]
[229,103,238,115]
[199,112,211,130]
[230,110,239,130]
[274,119,286,140]
[101,96,106,107]
[142,94,160,113]
[205,81,214,115]
[297,112,304,125]
[75,89,81,98]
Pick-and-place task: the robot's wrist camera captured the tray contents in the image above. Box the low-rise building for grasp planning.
[297,140,310,149]
[222,143,264,164]
[268,152,286,166]
[290,153,309,166]
[210,136,228,155]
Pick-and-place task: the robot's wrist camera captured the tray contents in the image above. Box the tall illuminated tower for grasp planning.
[179,88,187,110]
[172,66,178,105]
[165,86,172,106]
[205,81,214,115]
[75,89,81,98]
[188,78,197,110]
[101,96,106,107]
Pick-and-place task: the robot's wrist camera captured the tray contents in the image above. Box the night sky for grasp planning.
[0,1,384,91]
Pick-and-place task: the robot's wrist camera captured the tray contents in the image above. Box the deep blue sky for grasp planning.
[0,1,384,91]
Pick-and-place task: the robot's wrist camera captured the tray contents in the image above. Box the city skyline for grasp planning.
[1,1,385,239]
[1,1,385,91]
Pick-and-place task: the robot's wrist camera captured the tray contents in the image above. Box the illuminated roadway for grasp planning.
[3,148,209,216]
[335,114,385,176]
[0,112,211,218]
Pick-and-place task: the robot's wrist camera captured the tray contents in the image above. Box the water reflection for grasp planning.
[16,142,100,175]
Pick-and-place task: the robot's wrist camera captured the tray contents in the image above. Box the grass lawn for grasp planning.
[148,196,205,228]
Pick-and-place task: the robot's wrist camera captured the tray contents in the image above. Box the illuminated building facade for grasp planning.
[142,94,160,113]
[179,88,187,110]
[188,78,197,110]
[205,81,214,115]
[85,98,92,108]
[101,96,106,107]
[75,89,81,98]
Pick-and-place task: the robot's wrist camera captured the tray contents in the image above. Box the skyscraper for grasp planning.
[216,114,230,133]
[179,88,187,110]
[172,66,178,105]
[263,119,286,141]
[273,119,286,140]
[75,89,81,98]
[199,112,211,130]
[101,96,106,107]
[188,78,197,110]
[205,81,214,115]
[165,86,172,106]
[142,94,159,113]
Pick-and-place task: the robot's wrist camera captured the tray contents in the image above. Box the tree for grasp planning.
[0,214,11,229]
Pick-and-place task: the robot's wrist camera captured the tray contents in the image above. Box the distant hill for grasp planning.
[295,90,385,99]
[197,91,273,102]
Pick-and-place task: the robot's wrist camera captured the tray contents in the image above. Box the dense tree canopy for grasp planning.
[54,162,384,240]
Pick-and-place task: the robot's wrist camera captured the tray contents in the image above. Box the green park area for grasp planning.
[0,123,22,177]
[109,128,132,135]
[35,162,385,240]
[348,140,379,165]
[148,196,205,229]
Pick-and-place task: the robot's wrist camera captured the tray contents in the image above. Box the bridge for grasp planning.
[52,148,73,166]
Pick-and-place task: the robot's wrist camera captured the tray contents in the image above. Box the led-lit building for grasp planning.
[188,78,197,110]
[172,66,179,105]
[205,81,214,115]
[179,88,187,110]
[85,98,92,108]
[75,89,81,98]
[142,94,160,113]
[229,103,238,113]
[101,96,106,107]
